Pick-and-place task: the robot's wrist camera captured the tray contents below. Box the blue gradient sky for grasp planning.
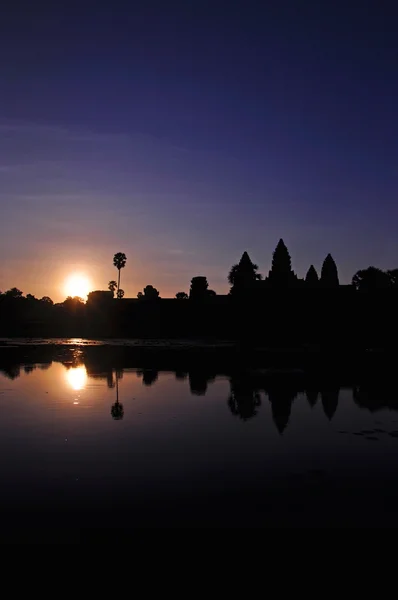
[1,1,397,300]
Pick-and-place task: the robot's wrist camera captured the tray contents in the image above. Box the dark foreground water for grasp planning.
[1,342,398,537]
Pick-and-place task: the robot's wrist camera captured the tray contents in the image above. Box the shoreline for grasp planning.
[0,337,396,376]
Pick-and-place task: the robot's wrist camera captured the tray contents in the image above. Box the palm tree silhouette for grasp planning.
[108,280,117,296]
[113,252,127,297]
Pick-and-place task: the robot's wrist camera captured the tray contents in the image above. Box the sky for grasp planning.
[1,0,397,300]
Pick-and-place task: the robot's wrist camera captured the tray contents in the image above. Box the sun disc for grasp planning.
[64,274,91,299]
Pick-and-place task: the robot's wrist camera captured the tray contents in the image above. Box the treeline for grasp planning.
[1,285,397,348]
[1,238,398,344]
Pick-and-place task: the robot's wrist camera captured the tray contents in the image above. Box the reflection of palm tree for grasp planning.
[111,376,124,420]
[111,402,124,419]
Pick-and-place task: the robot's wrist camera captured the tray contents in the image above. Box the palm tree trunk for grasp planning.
[117,269,121,297]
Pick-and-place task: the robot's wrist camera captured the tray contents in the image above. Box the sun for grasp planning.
[64,274,91,299]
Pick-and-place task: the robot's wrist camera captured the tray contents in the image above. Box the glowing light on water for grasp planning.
[65,366,87,391]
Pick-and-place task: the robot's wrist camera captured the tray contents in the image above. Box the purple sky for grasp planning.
[1,1,397,300]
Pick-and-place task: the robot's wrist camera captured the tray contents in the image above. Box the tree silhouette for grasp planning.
[113,252,127,297]
[143,285,160,300]
[320,254,339,287]
[63,296,85,309]
[116,288,125,299]
[41,296,53,305]
[228,251,262,295]
[5,288,23,298]
[175,291,188,300]
[352,267,391,291]
[305,265,319,287]
[108,280,118,297]
[387,269,398,288]
[267,239,297,287]
[137,291,143,299]
[190,276,209,300]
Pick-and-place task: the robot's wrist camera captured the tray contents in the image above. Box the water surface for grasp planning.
[1,344,398,534]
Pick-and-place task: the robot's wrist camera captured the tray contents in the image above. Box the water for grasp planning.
[1,342,398,536]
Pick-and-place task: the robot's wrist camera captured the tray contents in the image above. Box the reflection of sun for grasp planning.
[64,274,91,299]
[65,366,87,391]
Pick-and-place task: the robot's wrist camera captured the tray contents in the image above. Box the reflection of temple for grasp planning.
[265,382,298,434]
[321,388,339,420]
[226,371,341,433]
[4,344,398,429]
[227,373,303,432]
[306,388,318,408]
